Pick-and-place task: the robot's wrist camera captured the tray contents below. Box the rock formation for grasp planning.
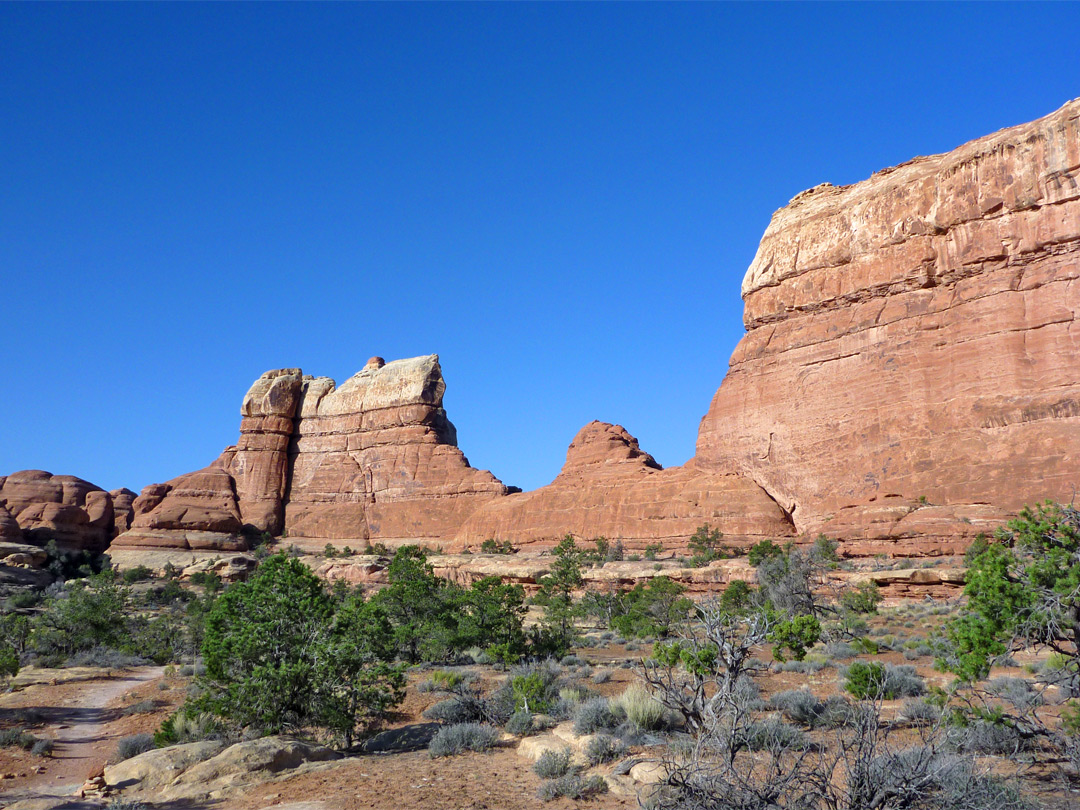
[696,98,1080,552]
[455,421,795,550]
[113,355,509,553]
[109,488,137,538]
[0,470,120,552]
[86,101,1080,561]
[0,503,20,543]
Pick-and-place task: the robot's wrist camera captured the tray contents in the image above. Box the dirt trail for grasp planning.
[0,666,164,805]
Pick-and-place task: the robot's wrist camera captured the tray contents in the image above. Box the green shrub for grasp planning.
[122,565,154,584]
[748,540,783,566]
[844,662,924,699]
[840,581,882,615]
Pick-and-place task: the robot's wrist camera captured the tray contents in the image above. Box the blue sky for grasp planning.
[3,3,1079,494]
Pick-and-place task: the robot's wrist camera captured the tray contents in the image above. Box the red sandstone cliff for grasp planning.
[696,98,1080,553]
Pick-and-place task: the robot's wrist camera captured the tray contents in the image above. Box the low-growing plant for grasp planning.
[533,747,574,779]
[585,733,627,765]
[769,689,825,727]
[0,729,38,749]
[611,682,665,731]
[422,693,493,725]
[573,697,617,734]
[505,709,534,735]
[899,697,941,725]
[122,699,158,716]
[538,774,608,802]
[428,723,498,757]
[114,733,154,762]
[986,677,1043,711]
[737,717,808,751]
[30,738,54,757]
[592,669,612,684]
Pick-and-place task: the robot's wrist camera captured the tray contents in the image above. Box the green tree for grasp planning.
[0,642,17,680]
[610,576,693,639]
[312,591,405,747]
[372,545,459,663]
[198,554,403,740]
[459,576,527,662]
[537,535,585,654]
[201,554,334,732]
[688,524,724,566]
[31,572,130,657]
[940,501,1080,682]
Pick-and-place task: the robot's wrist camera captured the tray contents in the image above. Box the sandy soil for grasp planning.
[0,666,172,805]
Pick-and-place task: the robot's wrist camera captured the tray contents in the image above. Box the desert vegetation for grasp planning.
[2,506,1079,809]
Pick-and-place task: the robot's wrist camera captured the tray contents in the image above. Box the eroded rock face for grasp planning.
[0,503,21,543]
[114,356,508,552]
[696,99,1080,548]
[0,470,118,552]
[284,354,508,542]
[455,420,795,551]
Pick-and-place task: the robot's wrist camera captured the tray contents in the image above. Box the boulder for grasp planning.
[104,740,225,792]
[159,736,340,800]
[180,554,257,583]
[0,541,48,568]
[696,98,1080,552]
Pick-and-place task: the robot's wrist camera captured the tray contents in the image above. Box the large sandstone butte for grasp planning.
[113,356,510,552]
[696,98,1080,553]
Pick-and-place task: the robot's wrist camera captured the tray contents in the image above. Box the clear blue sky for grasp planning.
[3,3,1078,495]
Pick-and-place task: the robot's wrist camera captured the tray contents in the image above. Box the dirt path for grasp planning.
[0,666,164,805]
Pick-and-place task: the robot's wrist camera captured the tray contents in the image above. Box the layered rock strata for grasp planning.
[113,356,509,552]
[696,99,1080,551]
[454,421,795,551]
[0,470,120,552]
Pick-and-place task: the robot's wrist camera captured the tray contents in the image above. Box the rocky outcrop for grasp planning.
[0,503,20,543]
[113,356,508,554]
[696,99,1080,549]
[0,470,121,552]
[284,355,508,542]
[454,421,795,551]
[109,488,137,538]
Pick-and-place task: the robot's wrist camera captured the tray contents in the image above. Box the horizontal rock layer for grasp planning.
[697,98,1080,545]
